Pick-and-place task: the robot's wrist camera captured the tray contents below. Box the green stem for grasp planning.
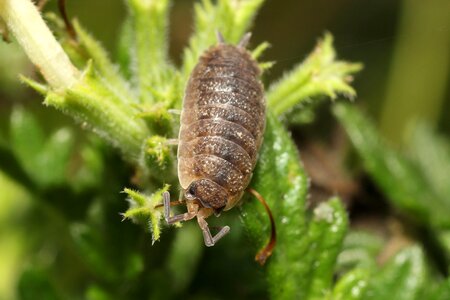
[0,0,80,89]
[379,0,450,144]
[127,0,171,104]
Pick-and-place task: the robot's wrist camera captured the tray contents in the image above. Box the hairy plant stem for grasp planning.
[0,0,80,89]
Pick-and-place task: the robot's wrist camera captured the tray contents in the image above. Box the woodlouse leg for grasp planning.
[166,138,179,146]
[167,109,181,115]
[163,191,197,224]
[238,32,252,48]
[197,208,230,247]
[216,30,226,44]
[212,226,231,244]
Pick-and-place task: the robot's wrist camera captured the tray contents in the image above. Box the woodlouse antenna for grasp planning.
[216,30,226,44]
[154,199,184,209]
[238,32,252,48]
[247,188,276,266]
[58,0,77,41]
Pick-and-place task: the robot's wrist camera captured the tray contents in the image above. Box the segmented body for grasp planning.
[178,43,265,212]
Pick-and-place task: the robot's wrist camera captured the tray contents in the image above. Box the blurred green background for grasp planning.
[0,0,448,299]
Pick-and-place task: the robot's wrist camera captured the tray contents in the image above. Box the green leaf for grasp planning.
[429,277,450,300]
[126,0,176,104]
[182,0,264,89]
[406,123,450,260]
[122,185,169,242]
[333,103,450,229]
[0,38,29,97]
[19,75,48,95]
[241,113,348,299]
[143,136,176,184]
[332,268,371,300]
[305,198,348,300]
[18,268,61,300]
[37,127,75,186]
[43,12,85,68]
[165,222,204,295]
[251,41,271,60]
[85,285,114,300]
[333,246,429,300]
[437,230,450,260]
[116,17,134,80]
[125,252,145,280]
[136,102,174,136]
[71,138,105,192]
[240,112,308,270]
[72,20,136,104]
[268,33,363,117]
[362,246,429,300]
[334,246,450,300]
[10,106,75,188]
[10,106,45,184]
[40,61,150,162]
[336,230,383,273]
[407,123,450,208]
[70,223,119,282]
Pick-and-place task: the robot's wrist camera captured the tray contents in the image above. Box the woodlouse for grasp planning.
[163,32,266,248]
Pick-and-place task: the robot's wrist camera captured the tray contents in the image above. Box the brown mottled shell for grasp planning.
[178,41,265,213]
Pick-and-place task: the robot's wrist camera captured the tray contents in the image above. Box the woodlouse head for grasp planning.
[185,178,228,214]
